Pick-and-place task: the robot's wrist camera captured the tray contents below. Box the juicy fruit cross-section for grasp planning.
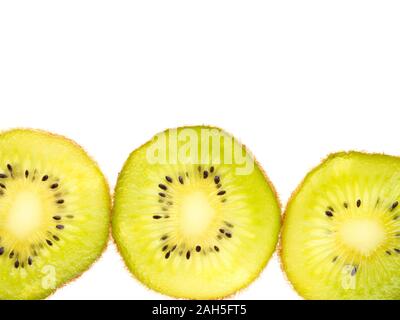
[112,126,281,299]
[0,129,110,299]
[281,152,400,300]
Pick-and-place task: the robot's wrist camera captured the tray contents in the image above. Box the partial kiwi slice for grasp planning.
[112,126,281,299]
[281,152,400,300]
[0,129,110,299]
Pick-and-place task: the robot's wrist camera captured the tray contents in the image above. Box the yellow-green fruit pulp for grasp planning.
[0,129,110,299]
[112,126,281,299]
[282,152,400,300]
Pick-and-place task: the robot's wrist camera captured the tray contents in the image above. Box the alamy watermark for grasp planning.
[41,265,57,290]
[341,265,357,290]
[146,128,254,175]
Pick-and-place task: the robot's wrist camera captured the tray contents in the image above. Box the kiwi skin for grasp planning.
[111,125,282,299]
[0,128,112,300]
[278,151,394,300]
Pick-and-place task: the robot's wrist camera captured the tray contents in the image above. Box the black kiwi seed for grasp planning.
[162,245,168,252]
[165,176,173,183]
[219,229,225,234]
[14,260,19,269]
[203,171,209,179]
[9,251,14,259]
[356,199,361,208]
[0,183,6,189]
[214,176,220,184]
[50,183,59,189]
[328,206,335,212]
[42,175,49,181]
[7,164,12,173]
[196,245,201,252]
[225,232,232,238]
[214,246,220,252]
[56,225,64,230]
[0,173,7,179]
[53,216,61,220]
[158,184,167,191]
[28,257,33,265]
[186,251,191,260]
[171,245,177,252]
[153,215,162,219]
[178,176,184,184]
[217,190,226,196]
[57,199,64,204]
[391,201,399,211]
[210,166,214,173]
[25,170,29,178]
[46,239,53,246]
[351,266,358,276]
[224,221,234,228]
[165,252,170,259]
[386,250,392,255]
[161,235,168,241]
[159,192,166,198]
[53,235,60,241]
[393,215,399,221]
[0,247,4,255]
[325,211,334,217]
[332,256,338,263]
[343,202,348,209]
[394,248,400,254]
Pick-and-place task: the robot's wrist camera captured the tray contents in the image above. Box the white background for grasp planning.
[0,1,399,300]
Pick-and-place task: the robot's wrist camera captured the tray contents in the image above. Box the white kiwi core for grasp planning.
[338,218,386,256]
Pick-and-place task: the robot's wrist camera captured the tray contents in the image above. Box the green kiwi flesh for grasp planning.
[112,126,281,299]
[282,152,400,300]
[0,129,110,299]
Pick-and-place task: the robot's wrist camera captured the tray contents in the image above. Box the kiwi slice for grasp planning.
[0,129,110,299]
[281,152,400,300]
[112,126,281,299]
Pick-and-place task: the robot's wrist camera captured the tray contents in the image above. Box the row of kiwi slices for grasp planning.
[0,127,399,300]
